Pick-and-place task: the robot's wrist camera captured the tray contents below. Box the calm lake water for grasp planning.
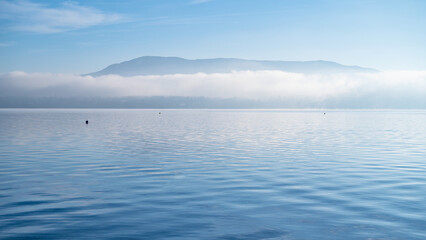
[0,109,425,239]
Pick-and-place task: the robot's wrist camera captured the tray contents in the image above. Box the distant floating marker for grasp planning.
[86,120,89,124]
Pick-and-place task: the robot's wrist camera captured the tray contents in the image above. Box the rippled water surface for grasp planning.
[1,109,426,239]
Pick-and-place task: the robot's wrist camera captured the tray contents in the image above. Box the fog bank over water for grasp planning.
[1,70,426,108]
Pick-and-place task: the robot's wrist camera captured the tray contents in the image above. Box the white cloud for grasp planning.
[0,0,123,33]
[0,42,15,47]
[189,0,213,5]
[1,70,426,107]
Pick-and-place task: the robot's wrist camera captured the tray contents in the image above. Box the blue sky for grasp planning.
[0,0,425,74]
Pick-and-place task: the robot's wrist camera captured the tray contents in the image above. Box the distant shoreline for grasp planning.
[1,96,425,109]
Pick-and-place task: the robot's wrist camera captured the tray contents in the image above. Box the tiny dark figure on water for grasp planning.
[86,120,89,124]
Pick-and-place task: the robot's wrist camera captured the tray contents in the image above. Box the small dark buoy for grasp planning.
[86,120,89,124]
[324,113,326,115]
[159,112,161,115]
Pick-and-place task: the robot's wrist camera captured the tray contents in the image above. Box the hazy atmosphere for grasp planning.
[1,69,426,106]
[1,0,425,72]
[1,0,425,108]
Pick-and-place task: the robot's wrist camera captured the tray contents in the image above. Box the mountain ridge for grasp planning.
[86,56,378,77]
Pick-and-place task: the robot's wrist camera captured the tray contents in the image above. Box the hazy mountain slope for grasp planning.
[86,56,377,76]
